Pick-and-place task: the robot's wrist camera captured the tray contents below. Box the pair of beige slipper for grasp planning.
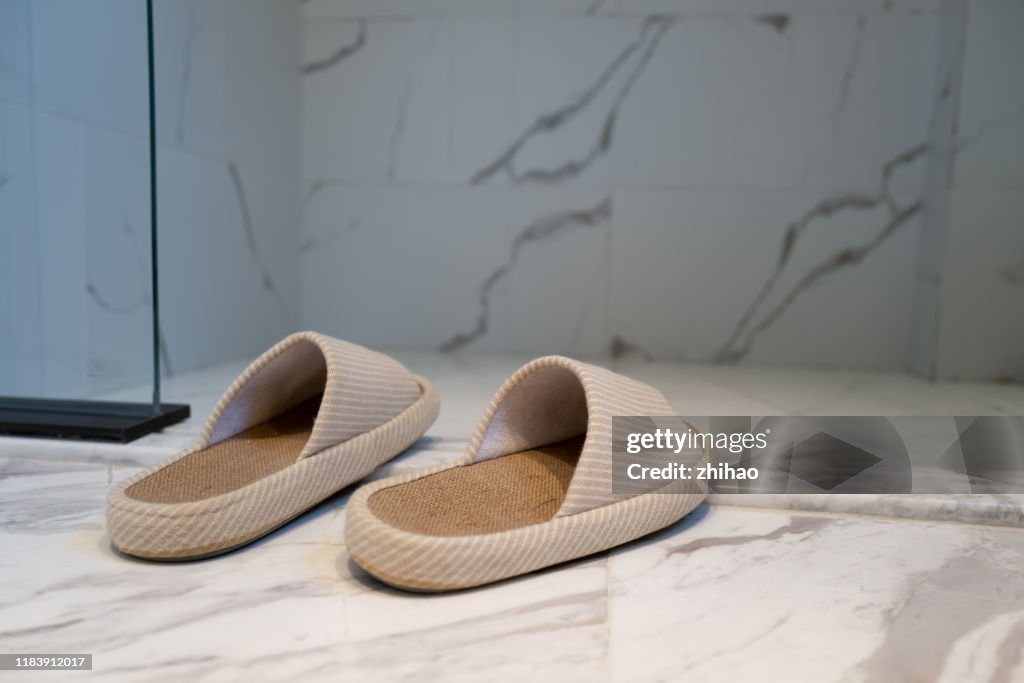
[107,332,707,591]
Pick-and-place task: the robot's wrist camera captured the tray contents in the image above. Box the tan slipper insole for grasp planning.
[366,436,583,536]
[126,395,323,504]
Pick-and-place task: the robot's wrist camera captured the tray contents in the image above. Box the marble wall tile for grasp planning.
[303,19,450,182]
[303,0,517,20]
[300,1,967,373]
[449,19,516,180]
[301,184,616,357]
[518,0,614,15]
[762,0,944,14]
[29,0,148,138]
[909,0,965,378]
[608,186,924,369]
[930,0,1024,380]
[301,184,512,350]
[472,16,792,189]
[787,13,937,195]
[4,0,1019,390]
[153,0,302,179]
[223,0,303,182]
[483,188,613,357]
[0,103,43,393]
[151,0,304,376]
[304,0,946,18]
[0,0,304,397]
[952,0,1024,188]
[0,0,31,107]
[157,147,299,376]
[152,0,230,161]
[610,0,765,13]
[935,188,1024,380]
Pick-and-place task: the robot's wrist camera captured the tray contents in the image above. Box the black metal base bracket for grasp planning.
[0,397,190,444]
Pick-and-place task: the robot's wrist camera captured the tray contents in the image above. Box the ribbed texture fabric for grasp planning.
[347,464,704,591]
[107,332,438,559]
[463,356,677,517]
[197,331,422,459]
[345,355,707,591]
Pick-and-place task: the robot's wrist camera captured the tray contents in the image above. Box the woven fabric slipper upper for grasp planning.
[107,331,439,560]
[345,355,708,591]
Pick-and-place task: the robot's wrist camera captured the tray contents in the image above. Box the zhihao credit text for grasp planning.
[626,462,759,481]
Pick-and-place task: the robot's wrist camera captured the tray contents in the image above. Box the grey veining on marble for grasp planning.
[954,104,1024,156]
[2,354,1024,678]
[294,1,1022,380]
[3,449,1024,682]
[3,0,1020,406]
[753,13,791,34]
[607,506,1024,683]
[470,16,672,185]
[174,1,199,147]
[714,144,927,364]
[830,16,866,132]
[302,19,367,75]
[227,163,291,327]
[439,197,612,352]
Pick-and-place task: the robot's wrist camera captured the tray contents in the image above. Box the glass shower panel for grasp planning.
[0,0,187,441]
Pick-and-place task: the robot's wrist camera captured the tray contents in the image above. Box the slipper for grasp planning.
[106,331,439,560]
[344,355,707,591]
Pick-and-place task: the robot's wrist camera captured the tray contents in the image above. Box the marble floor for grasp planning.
[2,352,1024,681]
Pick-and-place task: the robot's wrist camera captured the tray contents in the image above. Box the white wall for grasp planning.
[298,0,948,370]
[2,0,1019,393]
[152,0,302,381]
[298,0,1021,380]
[932,0,1024,381]
[0,0,303,398]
